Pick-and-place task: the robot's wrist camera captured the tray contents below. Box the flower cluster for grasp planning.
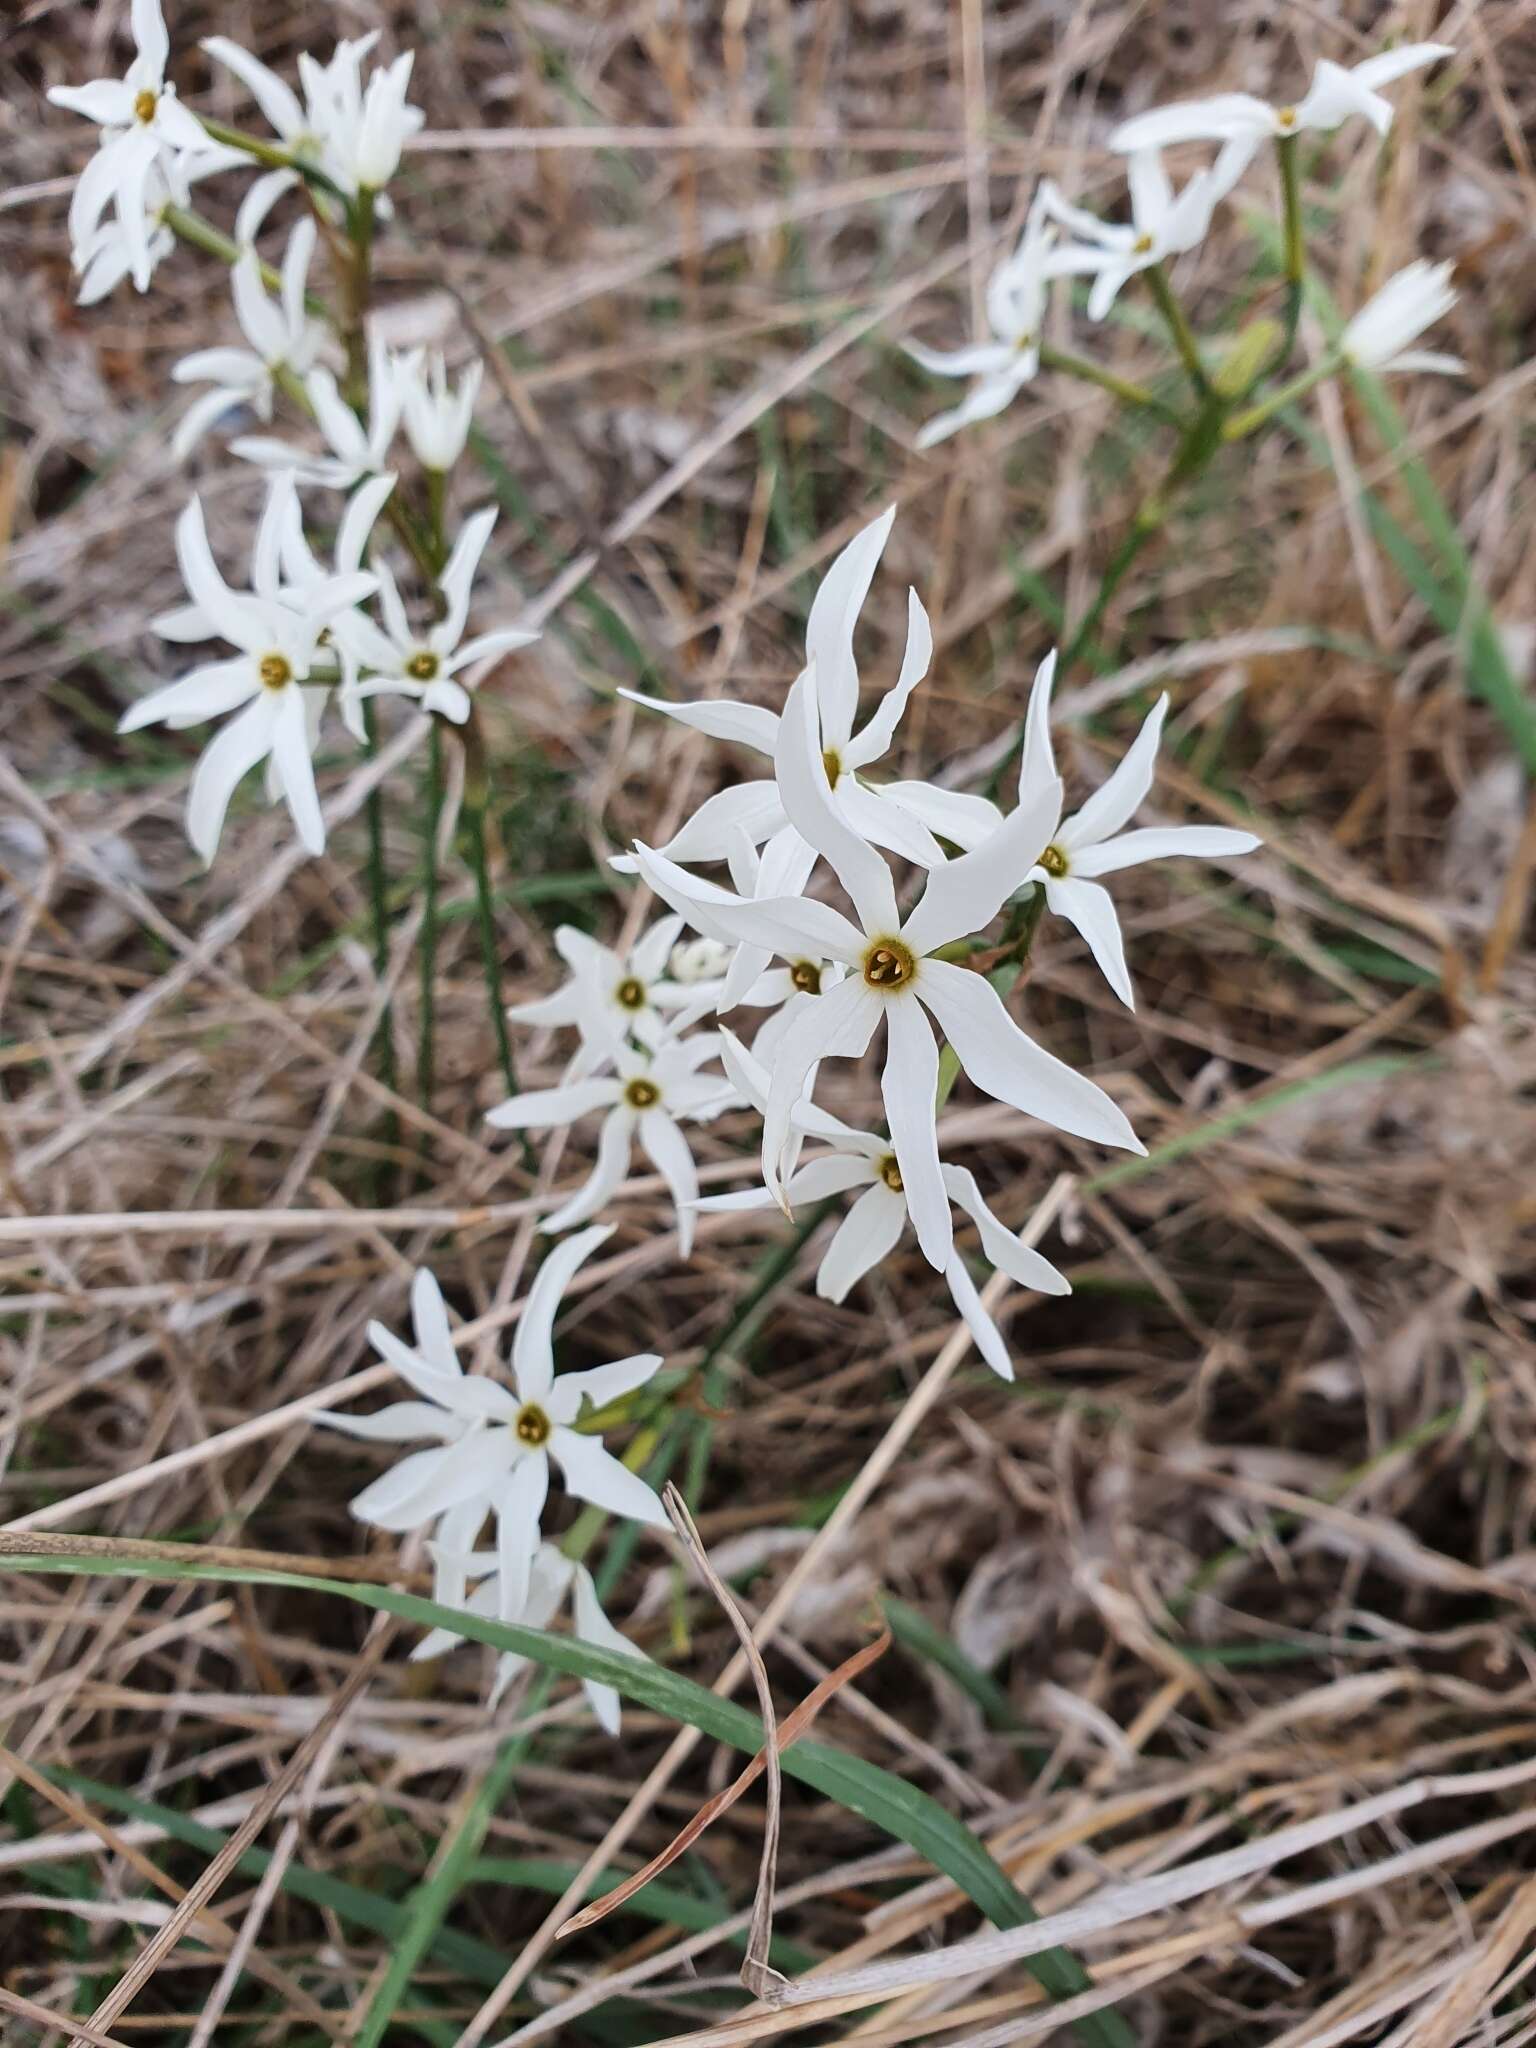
[491,511,1260,1376]
[49,3,535,862]
[906,39,1458,446]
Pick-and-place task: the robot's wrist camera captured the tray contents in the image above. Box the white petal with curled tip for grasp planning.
[632,843,865,965]
[781,1153,879,1202]
[438,506,497,649]
[175,497,269,653]
[619,689,780,756]
[877,779,1003,854]
[804,506,894,748]
[235,168,299,247]
[1351,43,1454,93]
[337,471,397,574]
[654,781,786,864]
[761,974,881,1208]
[817,1183,907,1304]
[511,1222,614,1403]
[1383,349,1465,377]
[540,1110,632,1236]
[1108,94,1275,152]
[486,1078,618,1129]
[914,371,1026,450]
[410,1268,459,1376]
[172,346,263,391]
[352,1429,515,1531]
[1019,649,1059,798]
[1068,824,1260,879]
[231,250,287,364]
[881,998,950,1270]
[494,1452,549,1623]
[900,774,1062,956]
[132,0,170,76]
[412,1573,499,1666]
[202,39,306,139]
[1086,259,1140,323]
[1046,875,1135,1009]
[49,79,138,126]
[267,686,326,855]
[838,783,948,872]
[186,695,277,864]
[943,1253,1014,1380]
[118,660,257,733]
[917,958,1143,1152]
[941,1164,1070,1296]
[632,913,686,984]
[844,588,933,769]
[550,1427,669,1526]
[549,1351,664,1424]
[905,339,1016,380]
[1060,695,1166,852]
[572,1562,643,1734]
[775,666,899,934]
[312,1400,456,1443]
[449,627,537,672]
[637,1108,700,1256]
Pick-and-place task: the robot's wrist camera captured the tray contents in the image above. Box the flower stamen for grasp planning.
[513,1403,551,1447]
[789,960,822,996]
[133,89,158,123]
[822,748,843,788]
[878,1154,904,1193]
[862,937,916,990]
[1132,232,1155,256]
[623,1076,661,1110]
[258,653,293,690]
[615,976,646,1011]
[406,650,440,681]
[1039,843,1069,879]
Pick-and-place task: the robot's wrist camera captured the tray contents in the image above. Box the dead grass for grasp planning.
[2,1,1535,2043]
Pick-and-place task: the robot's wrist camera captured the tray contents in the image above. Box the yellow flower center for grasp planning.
[822,748,843,788]
[258,653,293,690]
[615,976,647,1012]
[513,1403,551,1448]
[406,650,440,681]
[133,89,158,124]
[624,1077,661,1110]
[1276,106,1298,130]
[1014,330,1035,352]
[878,1154,904,1193]
[862,938,916,990]
[1039,843,1069,879]
[1132,232,1155,256]
[789,960,822,996]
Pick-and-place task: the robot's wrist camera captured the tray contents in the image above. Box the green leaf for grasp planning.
[1,1548,1133,2048]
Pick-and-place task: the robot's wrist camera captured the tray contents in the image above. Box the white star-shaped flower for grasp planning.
[49,0,209,291]
[233,333,417,489]
[487,1037,736,1254]
[905,203,1103,448]
[171,220,328,459]
[1107,43,1452,159]
[333,507,538,727]
[119,492,375,861]
[70,145,241,305]
[508,915,720,1079]
[1341,260,1464,378]
[1038,151,1244,319]
[413,1540,645,1732]
[201,32,422,199]
[700,1033,1068,1379]
[400,354,483,472]
[620,507,947,886]
[314,1235,667,1622]
[633,665,1142,1273]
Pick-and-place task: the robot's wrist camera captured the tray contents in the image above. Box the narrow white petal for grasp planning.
[571,1562,643,1734]
[551,1427,669,1527]
[356,1431,515,1531]
[411,1268,459,1376]
[761,975,880,1207]
[941,1163,1071,1296]
[312,1401,452,1443]
[512,1223,614,1404]
[654,781,785,864]
[914,372,1025,450]
[1061,693,1166,852]
[843,587,933,769]
[775,666,899,933]
[1046,875,1135,1009]
[817,1184,907,1303]
[1068,824,1260,879]
[877,780,1003,854]
[905,339,1017,379]
[493,1453,549,1623]
[880,998,950,1270]
[485,1078,617,1129]
[636,1108,700,1256]
[943,1253,1015,1380]
[1107,95,1273,152]
[118,660,256,733]
[804,506,895,749]
[632,842,864,965]
[267,686,326,855]
[185,696,275,864]
[555,1351,664,1415]
[439,505,497,648]
[619,688,779,756]
[900,774,1063,956]
[540,1109,633,1235]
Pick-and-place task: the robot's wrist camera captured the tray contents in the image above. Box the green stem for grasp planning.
[343,187,376,406]
[194,113,346,199]
[1038,342,1183,424]
[1143,261,1211,399]
[417,720,444,1120]
[360,704,399,1131]
[1224,354,1338,439]
[1276,131,1306,363]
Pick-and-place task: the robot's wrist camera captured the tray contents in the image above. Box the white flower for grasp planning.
[1107,43,1453,159]
[487,1038,736,1255]
[1340,260,1464,377]
[701,1033,1068,1379]
[1038,151,1244,319]
[119,493,375,862]
[269,471,399,740]
[314,1237,667,1623]
[668,935,734,985]
[68,146,215,304]
[622,508,950,903]
[633,665,1142,1274]
[233,333,416,489]
[413,1540,644,1732]
[508,915,718,1079]
[401,353,483,472]
[49,0,209,291]
[201,32,423,199]
[905,204,1102,448]
[171,221,327,459]
[334,507,537,727]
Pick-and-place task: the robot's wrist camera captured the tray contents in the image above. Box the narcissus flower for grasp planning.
[487,1039,735,1254]
[1107,43,1453,158]
[1038,152,1243,319]
[233,333,417,489]
[331,507,538,726]
[633,666,1142,1272]
[620,507,947,877]
[906,204,1102,448]
[314,1236,667,1622]
[1341,261,1464,377]
[700,1034,1068,1378]
[507,916,720,1079]
[50,0,212,291]
[413,1540,645,1731]
[201,32,422,199]
[171,221,327,459]
[401,353,483,472]
[120,493,375,861]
